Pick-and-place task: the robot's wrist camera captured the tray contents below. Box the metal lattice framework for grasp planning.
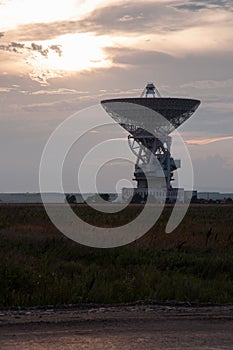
[101,98,200,135]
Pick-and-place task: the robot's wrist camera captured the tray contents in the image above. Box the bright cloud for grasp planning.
[0,0,78,30]
[26,34,113,84]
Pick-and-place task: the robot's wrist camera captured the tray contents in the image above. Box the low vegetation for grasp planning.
[0,204,233,307]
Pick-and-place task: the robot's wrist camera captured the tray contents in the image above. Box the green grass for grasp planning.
[0,204,233,306]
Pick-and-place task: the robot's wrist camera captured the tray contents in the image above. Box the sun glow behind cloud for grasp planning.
[24,34,113,84]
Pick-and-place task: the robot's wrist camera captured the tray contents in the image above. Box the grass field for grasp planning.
[0,204,233,307]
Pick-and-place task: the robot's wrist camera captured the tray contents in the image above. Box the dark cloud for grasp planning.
[105,47,174,66]
[11,42,25,48]
[30,43,63,57]
[173,0,233,12]
[174,4,207,11]
[0,40,63,59]
[0,42,24,53]
[194,0,232,6]
[31,42,49,57]
[102,47,233,87]
[80,2,159,34]
[7,20,81,41]
[79,2,196,35]
[0,41,27,54]
[49,45,62,57]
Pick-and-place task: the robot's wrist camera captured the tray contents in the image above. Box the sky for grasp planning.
[0,0,233,193]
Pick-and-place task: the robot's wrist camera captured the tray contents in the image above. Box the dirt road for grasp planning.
[0,304,233,349]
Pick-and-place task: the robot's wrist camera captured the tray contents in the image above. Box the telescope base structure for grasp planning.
[125,128,181,202]
[122,186,185,203]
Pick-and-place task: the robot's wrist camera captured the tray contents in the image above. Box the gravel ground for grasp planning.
[0,303,233,350]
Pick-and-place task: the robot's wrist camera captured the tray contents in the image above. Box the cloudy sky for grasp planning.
[0,0,233,193]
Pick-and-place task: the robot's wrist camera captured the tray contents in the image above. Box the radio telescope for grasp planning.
[101,83,200,202]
